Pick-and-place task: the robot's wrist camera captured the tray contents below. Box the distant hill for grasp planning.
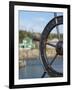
[19,30,63,43]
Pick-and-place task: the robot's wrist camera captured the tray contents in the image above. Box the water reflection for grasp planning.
[19,58,63,79]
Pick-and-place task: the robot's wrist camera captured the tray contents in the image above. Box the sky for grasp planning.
[19,10,63,33]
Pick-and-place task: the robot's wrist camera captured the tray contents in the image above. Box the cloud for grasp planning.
[38,17,46,21]
[34,17,46,23]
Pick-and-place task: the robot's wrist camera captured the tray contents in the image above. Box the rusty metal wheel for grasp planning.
[40,16,63,77]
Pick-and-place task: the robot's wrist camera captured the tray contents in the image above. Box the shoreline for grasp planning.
[19,48,57,60]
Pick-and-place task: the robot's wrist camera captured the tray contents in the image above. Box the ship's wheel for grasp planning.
[40,16,63,77]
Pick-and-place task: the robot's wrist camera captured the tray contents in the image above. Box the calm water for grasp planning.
[19,58,63,79]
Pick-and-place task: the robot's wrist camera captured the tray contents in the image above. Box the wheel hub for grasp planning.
[56,41,63,55]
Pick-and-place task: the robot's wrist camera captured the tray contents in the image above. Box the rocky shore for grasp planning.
[19,48,62,68]
[19,48,56,60]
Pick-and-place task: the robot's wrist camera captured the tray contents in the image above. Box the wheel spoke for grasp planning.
[50,54,57,65]
[46,39,58,44]
[41,72,47,78]
[56,25,60,40]
[54,13,60,40]
[46,42,56,48]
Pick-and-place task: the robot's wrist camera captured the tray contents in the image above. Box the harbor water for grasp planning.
[19,57,63,79]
